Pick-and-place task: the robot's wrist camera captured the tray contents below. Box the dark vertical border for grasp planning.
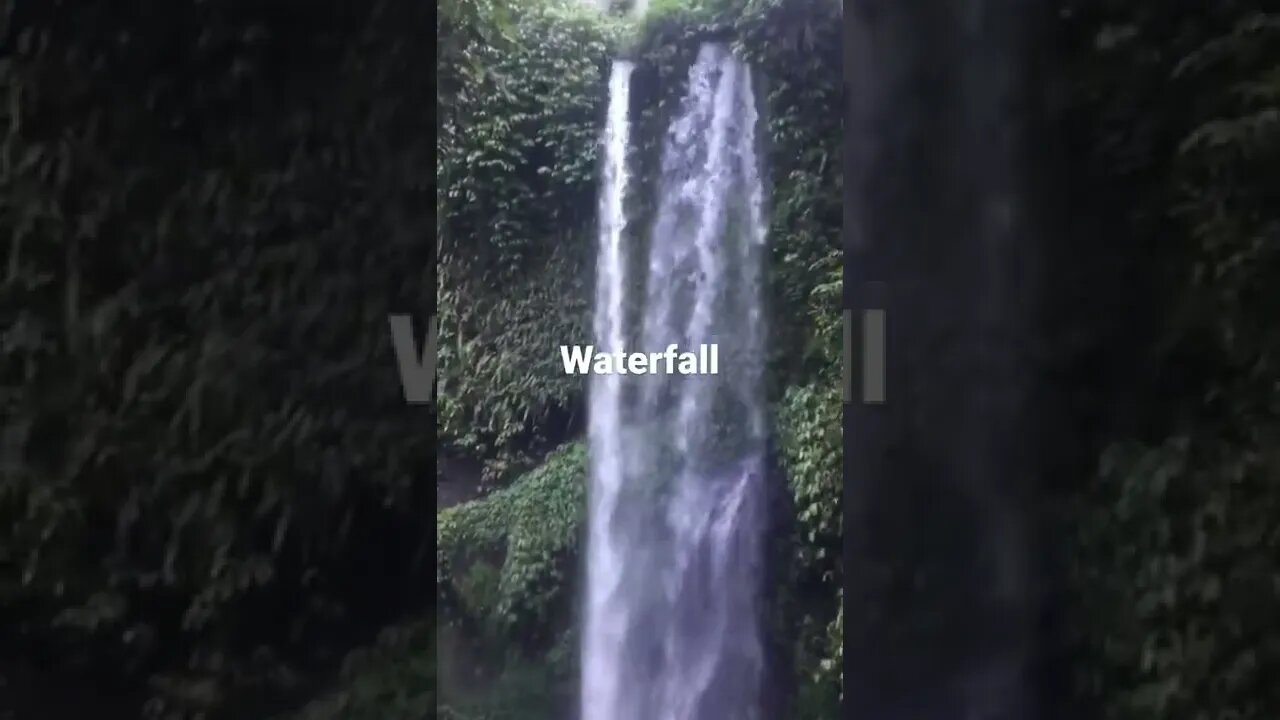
[841,1,852,712]
[842,1,903,714]
[430,0,442,713]
[842,2,866,716]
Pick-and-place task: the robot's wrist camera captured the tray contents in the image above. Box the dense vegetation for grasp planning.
[2,1,434,717]
[0,0,1276,718]
[1061,3,1280,717]
[435,0,843,716]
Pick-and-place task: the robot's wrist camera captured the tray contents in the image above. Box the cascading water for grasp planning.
[583,43,770,720]
[582,58,635,720]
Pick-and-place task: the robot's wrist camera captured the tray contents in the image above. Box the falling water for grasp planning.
[583,43,769,720]
[582,58,634,720]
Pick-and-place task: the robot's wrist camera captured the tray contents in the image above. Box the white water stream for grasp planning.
[582,42,770,720]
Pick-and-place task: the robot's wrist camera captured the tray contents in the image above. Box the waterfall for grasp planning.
[583,42,770,720]
[582,59,634,720]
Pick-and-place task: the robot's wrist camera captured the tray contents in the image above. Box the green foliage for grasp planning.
[1072,435,1280,718]
[433,0,845,714]
[437,0,617,482]
[439,1,614,271]
[779,385,841,585]
[436,0,842,474]
[628,0,717,50]
[287,621,435,720]
[437,442,586,642]
[777,382,842,707]
[1065,6,1280,719]
[1173,13,1280,416]
[736,0,842,389]
[434,442,585,720]
[1,1,433,715]
[0,0,849,715]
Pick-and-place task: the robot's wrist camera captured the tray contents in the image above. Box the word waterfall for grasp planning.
[560,343,720,376]
[581,43,772,720]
